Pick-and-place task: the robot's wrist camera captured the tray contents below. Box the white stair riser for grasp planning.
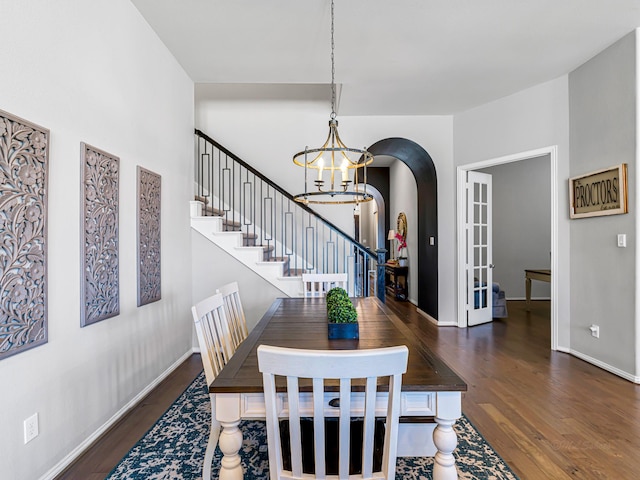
[191,215,302,297]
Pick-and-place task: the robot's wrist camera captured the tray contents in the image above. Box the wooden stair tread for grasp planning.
[283,268,305,276]
[202,205,225,217]
[222,222,242,231]
[265,256,289,262]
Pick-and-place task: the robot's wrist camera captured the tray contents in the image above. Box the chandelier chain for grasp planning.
[330,0,336,119]
[291,0,373,205]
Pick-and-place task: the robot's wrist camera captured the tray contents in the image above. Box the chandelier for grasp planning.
[292,0,374,205]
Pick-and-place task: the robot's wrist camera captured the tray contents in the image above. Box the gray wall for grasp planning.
[569,31,636,373]
[191,231,284,334]
[454,76,571,346]
[480,155,551,299]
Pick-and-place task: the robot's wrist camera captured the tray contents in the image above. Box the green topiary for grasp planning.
[326,287,349,306]
[326,288,358,324]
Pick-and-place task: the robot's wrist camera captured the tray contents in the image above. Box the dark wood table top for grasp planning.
[525,269,551,275]
[210,297,467,394]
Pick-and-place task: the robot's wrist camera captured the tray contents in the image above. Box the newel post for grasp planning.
[376,249,387,303]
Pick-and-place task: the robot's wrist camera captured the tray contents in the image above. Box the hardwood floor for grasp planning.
[58,298,640,479]
[56,355,203,480]
[384,297,640,480]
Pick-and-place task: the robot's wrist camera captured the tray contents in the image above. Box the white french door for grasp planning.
[466,171,493,326]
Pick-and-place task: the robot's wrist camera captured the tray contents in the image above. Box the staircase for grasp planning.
[190,202,304,297]
[198,197,302,273]
[192,129,381,298]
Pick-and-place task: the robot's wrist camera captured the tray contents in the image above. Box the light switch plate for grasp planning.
[617,234,626,248]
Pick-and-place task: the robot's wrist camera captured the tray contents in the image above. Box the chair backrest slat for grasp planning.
[286,376,303,478]
[257,345,409,480]
[216,281,249,350]
[362,376,377,477]
[339,377,351,477]
[302,273,348,297]
[312,378,325,478]
[191,293,234,386]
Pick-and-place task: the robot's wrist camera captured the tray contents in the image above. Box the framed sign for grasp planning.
[569,164,628,219]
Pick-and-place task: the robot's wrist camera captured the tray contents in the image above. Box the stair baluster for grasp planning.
[194,129,380,299]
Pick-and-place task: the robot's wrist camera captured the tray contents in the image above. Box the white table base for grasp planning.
[213,391,461,480]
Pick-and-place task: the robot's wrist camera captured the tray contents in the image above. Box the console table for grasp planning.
[385,263,408,300]
[525,269,551,310]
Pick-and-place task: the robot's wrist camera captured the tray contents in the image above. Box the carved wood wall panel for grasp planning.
[137,166,161,306]
[0,109,49,360]
[81,143,119,326]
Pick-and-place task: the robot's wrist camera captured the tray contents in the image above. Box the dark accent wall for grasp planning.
[368,138,438,318]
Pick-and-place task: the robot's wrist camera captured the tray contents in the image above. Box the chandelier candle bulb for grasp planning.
[317,158,324,181]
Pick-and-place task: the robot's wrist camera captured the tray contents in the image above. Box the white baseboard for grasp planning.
[506,296,551,301]
[416,308,447,326]
[416,307,459,326]
[39,348,197,480]
[569,349,640,384]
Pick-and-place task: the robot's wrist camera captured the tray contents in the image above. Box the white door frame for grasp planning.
[456,146,559,351]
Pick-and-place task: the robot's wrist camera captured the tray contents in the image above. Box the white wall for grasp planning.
[191,231,283,333]
[637,31,640,384]
[195,85,455,321]
[359,200,378,249]
[479,155,552,299]
[454,76,571,348]
[569,31,637,375]
[0,2,194,479]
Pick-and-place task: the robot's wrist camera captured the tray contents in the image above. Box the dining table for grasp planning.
[210,296,467,480]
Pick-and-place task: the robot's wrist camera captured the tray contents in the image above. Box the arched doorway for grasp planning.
[368,138,438,319]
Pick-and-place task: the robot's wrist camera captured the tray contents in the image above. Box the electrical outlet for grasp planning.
[24,413,38,444]
[589,325,600,338]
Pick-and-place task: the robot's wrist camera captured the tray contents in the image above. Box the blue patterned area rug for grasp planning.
[107,372,519,479]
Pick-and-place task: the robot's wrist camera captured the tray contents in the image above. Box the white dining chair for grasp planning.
[216,281,249,350]
[191,293,235,480]
[257,344,409,480]
[302,273,348,297]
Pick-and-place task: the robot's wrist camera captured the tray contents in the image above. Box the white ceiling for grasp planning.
[131,0,640,115]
